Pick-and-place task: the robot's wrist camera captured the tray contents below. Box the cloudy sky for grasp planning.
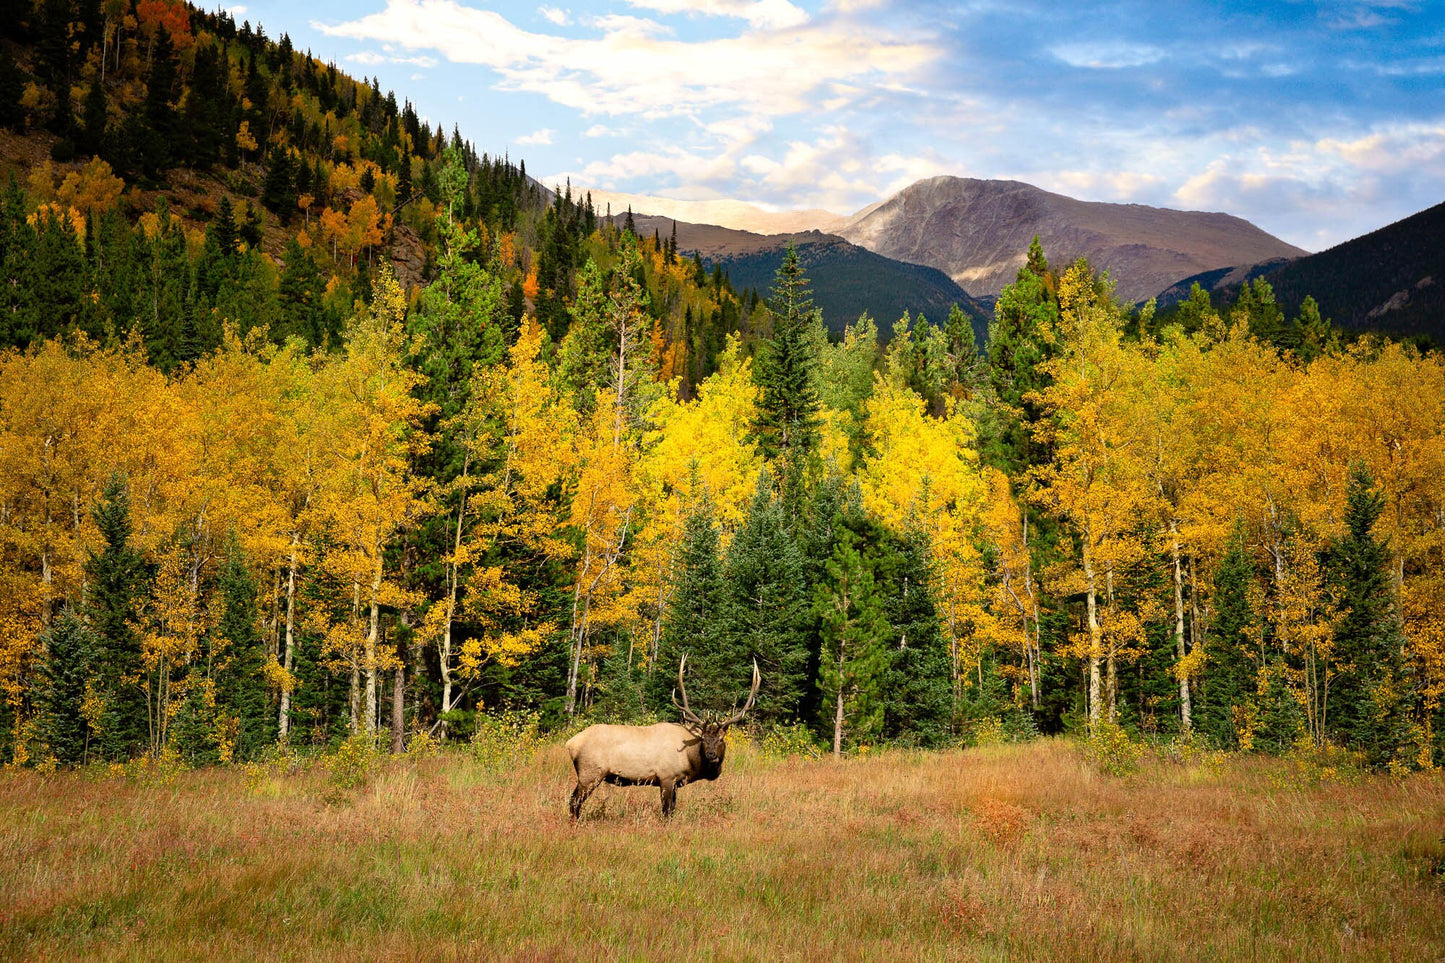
[222,0,1443,251]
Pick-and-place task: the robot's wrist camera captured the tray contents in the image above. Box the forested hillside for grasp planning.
[0,0,1441,774]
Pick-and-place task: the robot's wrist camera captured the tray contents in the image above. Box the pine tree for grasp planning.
[33,611,106,766]
[213,539,275,760]
[80,79,107,156]
[879,525,953,746]
[1197,523,1257,749]
[982,236,1058,475]
[211,195,239,258]
[83,475,150,759]
[261,147,295,221]
[139,27,178,176]
[815,526,889,755]
[1325,464,1412,768]
[754,243,822,469]
[649,496,739,715]
[722,473,810,725]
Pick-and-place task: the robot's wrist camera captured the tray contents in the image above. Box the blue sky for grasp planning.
[219,0,1444,251]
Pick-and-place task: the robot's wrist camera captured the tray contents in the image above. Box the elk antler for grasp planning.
[720,659,761,727]
[672,654,704,725]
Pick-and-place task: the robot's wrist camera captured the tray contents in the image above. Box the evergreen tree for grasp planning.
[649,496,740,716]
[879,524,953,745]
[278,235,327,345]
[753,243,822,475]
[79,79,107,156]
[815,525,890,754]
[261,146,295,221]
[138,28,178,176]
[982,236,1058,475]
[1233,278,1287,349]
[83,475,150,759]
[1197,523,1257,748]
[722,473,810,725]
[213,539,275,760]
[1325,464,1412,767]
[33,611,106,766]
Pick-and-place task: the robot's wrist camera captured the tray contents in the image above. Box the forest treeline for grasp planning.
[0,0,1441,772]
[1,227,1442,771]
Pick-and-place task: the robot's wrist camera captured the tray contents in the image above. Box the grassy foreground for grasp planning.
[1,738,1443,961]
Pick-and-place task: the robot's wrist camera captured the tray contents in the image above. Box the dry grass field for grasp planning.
[2,738,1443,961]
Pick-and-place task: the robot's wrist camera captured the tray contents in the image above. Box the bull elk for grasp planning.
[565,655,760,819]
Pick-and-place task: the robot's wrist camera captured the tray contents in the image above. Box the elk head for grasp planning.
[673,653,761,764]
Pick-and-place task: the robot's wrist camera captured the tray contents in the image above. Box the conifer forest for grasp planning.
[0,0,1443,780]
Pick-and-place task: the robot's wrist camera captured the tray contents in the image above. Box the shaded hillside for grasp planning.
[626,214,988,344]
[838,175,1304,302]
[1152,259,1293,310]
[1152,199,1445,340]
[1265,200,1445,337]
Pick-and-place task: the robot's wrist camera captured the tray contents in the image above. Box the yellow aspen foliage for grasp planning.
[641,335,762,533]
[27,204,86,245]
[55,158,125,218]
[313,267,434,733]
[236,120,258,155]
[455,318,576,675]
[139,543,210,753]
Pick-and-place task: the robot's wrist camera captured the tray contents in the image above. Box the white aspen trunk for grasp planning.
[365,553,383,736]
[564,556,591,717]
[1170,520,1191,732]
[279,535,299,741]
[391,650,405,754]
[441,468,467,718]
[1082,532,1102,732]
[833,681,845,758]
[1105,559,1117,725]
[1023,508,1042,710]
[349,580,361,734]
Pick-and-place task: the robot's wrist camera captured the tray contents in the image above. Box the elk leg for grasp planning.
[570,779,599,820]
[660,780,677,818]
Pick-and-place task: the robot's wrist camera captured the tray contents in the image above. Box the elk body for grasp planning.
[566,656,759,819]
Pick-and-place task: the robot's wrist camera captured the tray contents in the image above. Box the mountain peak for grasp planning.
[836,177,1305,301]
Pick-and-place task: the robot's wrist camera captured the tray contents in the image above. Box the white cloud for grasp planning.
[538,5,569,25]
[315,0,937,119]
[1050,41,1165,69]
[344,50,437,68]
[584,124,622,137]
[618,0,808,30]
[224,3,249,16]
[517,128,556,145]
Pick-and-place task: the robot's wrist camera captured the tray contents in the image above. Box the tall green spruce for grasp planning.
[83,475,150,759]
[879,523,953,745]
[722,473,810,725]
[1197,523,1257,749]
[815,526,890,755]
[214,540,275,760]
[649,496,743,715]
[982,237,1058,475]
[1324,465,1412,767]
[754,244,822,508]
[33,611,105,766]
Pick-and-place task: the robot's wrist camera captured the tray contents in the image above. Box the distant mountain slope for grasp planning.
[1264,199,1445,337]
[837,175,1306,302]
[1152,259,1293,310]
[627,214,988,344]
[1153,199,1445,339]
[582,188,847,236]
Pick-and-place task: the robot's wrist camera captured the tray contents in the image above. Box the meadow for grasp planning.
[1,737,1442,961]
